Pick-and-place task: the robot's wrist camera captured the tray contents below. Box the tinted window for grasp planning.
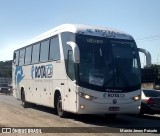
[67,50,75,80]
[61,32,75,79]
[0,84,8,87]
[14,51,19,65]
[49,36,60,60]
[32,43,40,63]
[61,32,75,60]
[19,48,25,66]
[40,39,49,62]
[25,46,32,65]
[143,90,160,97]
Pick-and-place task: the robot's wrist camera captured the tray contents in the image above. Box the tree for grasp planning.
[142,64,160,85]
[0,60,12,78]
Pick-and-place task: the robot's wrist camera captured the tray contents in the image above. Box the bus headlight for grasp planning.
[79,92,97,100]
[132,95,141,101]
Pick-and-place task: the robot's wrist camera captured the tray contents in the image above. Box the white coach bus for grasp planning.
[12,24,151,118]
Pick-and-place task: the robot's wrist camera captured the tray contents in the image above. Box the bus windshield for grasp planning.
[76,34,141,92]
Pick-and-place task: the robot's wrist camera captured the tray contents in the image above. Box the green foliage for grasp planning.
[143,64,160,84]
[0,60,12,78]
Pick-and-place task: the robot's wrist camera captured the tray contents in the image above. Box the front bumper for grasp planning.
[76,97,140,114]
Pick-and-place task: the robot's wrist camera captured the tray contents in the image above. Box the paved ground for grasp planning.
[0,94,160,136]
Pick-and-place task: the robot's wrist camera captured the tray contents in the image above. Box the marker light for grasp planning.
[80,105,85,109]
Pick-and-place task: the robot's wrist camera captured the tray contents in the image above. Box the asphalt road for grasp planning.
[0,94,160,136]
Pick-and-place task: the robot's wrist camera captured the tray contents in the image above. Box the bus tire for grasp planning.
[56,94,67,118]
[21,91,29,108]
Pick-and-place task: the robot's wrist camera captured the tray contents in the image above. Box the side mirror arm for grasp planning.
[138,48,152,67]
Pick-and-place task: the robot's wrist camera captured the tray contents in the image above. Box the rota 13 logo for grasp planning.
[31,64,53,79]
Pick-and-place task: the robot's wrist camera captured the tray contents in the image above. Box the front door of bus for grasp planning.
[67,79,77,113]
[66,50,77,112]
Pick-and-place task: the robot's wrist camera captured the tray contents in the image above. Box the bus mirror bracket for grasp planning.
[138,48,152,67]
[67,41,80,63]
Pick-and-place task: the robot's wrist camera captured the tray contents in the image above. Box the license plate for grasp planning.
[109,107,119,111]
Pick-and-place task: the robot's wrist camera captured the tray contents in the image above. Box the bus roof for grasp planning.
[18,24,134,49]
[59,24,134,40]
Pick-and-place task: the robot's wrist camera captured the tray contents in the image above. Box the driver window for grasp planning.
[67,50,75,80]
[13,51,19,66]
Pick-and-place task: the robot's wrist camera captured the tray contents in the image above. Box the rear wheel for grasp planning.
[56,94,67,118]
[21,91,29,108]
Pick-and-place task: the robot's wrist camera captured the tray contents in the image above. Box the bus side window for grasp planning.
[40,39,49,62]
[49,36,60,61]
[25,46,32,65]
[19,48,25,66]
[13,51,19,66]
[32,43,40,64]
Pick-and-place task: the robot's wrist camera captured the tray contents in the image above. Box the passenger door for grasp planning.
[66,50,77,112]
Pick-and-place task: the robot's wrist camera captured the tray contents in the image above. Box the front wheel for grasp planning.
[56,95,67,118]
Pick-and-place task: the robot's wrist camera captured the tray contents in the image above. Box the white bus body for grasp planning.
[13,24,147,117]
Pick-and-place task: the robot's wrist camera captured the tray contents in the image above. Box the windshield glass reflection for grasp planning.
[76,34,141,91]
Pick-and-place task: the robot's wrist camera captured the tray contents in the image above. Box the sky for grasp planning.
[0,0,160,66]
